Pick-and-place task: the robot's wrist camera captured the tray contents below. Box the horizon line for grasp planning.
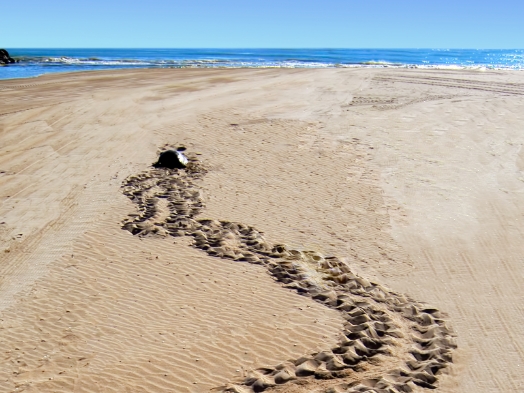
[5,47,524,50]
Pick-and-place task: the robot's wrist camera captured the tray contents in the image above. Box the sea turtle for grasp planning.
[153,146,189,169]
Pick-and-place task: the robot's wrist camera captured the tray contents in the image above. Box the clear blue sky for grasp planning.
[3,0,523,48]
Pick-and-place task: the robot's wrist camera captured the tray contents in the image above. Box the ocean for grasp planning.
[1,48,523,80]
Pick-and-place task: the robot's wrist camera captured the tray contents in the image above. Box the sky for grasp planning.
[3,0,523,48]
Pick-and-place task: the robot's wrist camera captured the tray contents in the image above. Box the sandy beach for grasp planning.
[1,67,523,392]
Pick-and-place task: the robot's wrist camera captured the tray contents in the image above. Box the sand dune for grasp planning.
[1,68,523,392]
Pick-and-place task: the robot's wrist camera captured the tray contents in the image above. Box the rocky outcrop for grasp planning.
[0,49,16,64]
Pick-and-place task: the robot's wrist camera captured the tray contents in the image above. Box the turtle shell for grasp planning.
[154,149,188,169]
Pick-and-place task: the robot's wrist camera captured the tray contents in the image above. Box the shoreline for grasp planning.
[1,67,523,392]
[1,63,523,83]
[2,47,524,81]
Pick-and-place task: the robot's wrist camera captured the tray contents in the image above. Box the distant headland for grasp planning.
[0,49,17,64]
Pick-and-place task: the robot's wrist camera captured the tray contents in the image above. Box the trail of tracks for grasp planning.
[374,73,524,96]
[121,153,456,393]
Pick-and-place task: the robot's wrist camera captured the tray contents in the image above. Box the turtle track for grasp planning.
[121,154,456,393]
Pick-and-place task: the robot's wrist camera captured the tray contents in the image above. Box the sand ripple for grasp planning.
[122,151,456,393]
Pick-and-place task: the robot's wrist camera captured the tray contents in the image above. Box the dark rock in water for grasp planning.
[154,147,189,169]
[0,49,15,64]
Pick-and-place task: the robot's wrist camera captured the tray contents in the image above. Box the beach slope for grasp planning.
[0,68,523,392]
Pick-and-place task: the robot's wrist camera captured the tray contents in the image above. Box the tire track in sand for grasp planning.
[121,150,456,393]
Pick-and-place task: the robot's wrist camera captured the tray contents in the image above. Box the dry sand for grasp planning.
[0,67,523,392]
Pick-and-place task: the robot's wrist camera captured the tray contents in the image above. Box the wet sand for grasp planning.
[1,68,523,392]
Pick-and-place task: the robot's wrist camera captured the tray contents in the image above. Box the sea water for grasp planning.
[1,48,523,80]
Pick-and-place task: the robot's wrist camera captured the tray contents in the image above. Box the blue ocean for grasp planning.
[1,48,523,80]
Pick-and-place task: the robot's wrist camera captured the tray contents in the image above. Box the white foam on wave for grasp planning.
[42,57,152,66]
[9,56,524,72]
